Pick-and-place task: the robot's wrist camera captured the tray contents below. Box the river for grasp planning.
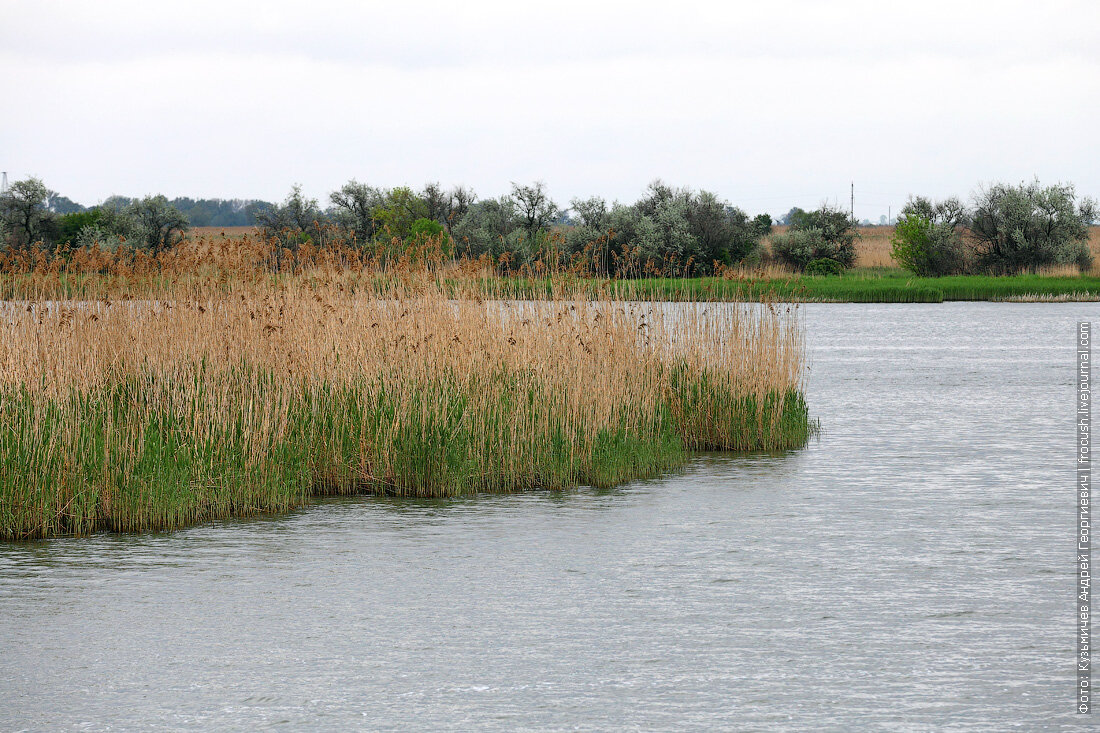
[0,302,1093,731]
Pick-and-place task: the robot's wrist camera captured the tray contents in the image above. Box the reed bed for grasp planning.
[0,266,811,539]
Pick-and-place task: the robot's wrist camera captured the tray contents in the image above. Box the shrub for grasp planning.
[891,200,969,277]
[771,228,855,271]
[74,224,130,252]
[752,213,773,238]
[408,217,452,256]
[128,195,190,253]
[804,258,843,276]
[770,228,821,270]
[57,210,104,245]
[684,191,762,267]
[970,180,1096,274]
[256,185,325,247]
[771,205,858,270]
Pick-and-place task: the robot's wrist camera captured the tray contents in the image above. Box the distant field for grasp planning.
[188,225,255,241]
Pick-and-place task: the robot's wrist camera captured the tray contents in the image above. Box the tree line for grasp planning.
[1,176,1095,276]
[889,181,1097,276]
[249,180,776,276]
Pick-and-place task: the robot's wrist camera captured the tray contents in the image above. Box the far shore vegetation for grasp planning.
[1,176,1097,302]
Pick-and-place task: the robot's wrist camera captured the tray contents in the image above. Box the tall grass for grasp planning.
[0,267,811,539]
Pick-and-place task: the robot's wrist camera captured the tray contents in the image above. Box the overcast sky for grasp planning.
[1,0,1097,219]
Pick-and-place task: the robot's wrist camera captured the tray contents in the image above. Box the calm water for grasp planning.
[0,303,1094,731]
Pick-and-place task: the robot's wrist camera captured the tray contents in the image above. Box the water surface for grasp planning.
[0,303,1092,731]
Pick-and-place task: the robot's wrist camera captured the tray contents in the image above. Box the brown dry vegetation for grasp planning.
[188,225,256,243]
[0,234,811,539]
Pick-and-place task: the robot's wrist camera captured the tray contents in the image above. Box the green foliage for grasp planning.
[453,196,519,259]
[46,192,86,215]
[781,207,809,227]
[686,190,761,267]
[770,229,826,270]
[566,181,765,276]
[890,205,969,277]
[804,258,843,276]
[752,213,773,238]
[511,181,559,241]
[373,187,430,240]
[329,180,386,241]
[256,185,325,247]
[57,209,103,245]
[407,217,451,255]
[970,180,1096,273]
[128,195,190,253]
[409,217,445,239]
[78,205,146,250]
[169,197,271,227]
[0,177,56,247]
[771,204,858,270]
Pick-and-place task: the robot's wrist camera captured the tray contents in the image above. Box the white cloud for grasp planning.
[1,0,1097,218]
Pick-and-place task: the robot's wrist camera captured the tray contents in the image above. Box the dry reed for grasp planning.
[0,238,811,539]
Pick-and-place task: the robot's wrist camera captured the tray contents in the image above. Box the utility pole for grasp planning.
[1,172,7,194]
[888,205,891,225]
[850,181,854,221]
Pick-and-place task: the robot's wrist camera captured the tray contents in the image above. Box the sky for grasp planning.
[1,0,1098,220]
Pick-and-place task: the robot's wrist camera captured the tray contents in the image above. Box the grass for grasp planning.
[495,269,1100,303]
[0,273,812,539]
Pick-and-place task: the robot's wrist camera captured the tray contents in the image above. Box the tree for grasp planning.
[101,195,134,211]
[890,196,969,276]
[256,185,323,238]
[445,185,476,235]
[452,196,518,259]
[685,191,761,266]
[752,213,773,238]
[780,207,808,226]
[0,177,55,247]
[329,180,385,240]
[420,182,449,225]
[564,196,611,272]
[373,187,429,240]
[771,204,858,270]
[969,180,1096,273]
[170,197,272,227]
[511,181,558,240]
[570,196,608,229]
[129,195,189,253]
[46,191,86,215]
[631,182,697,270]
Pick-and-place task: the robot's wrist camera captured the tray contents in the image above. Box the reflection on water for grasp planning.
[0,303,1094,731]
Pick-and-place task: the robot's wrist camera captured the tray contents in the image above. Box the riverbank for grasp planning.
[495,270,1100,303]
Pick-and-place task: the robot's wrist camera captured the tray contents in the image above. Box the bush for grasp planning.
[771,205,858,270]
[256,185,325,248]
[970,180,1096,274]
[770,229,821,270]
[57,210,104,245]
[891,211,969,277]
[771,227,856,271]
[804,258,843,276]
[74,224,130,252]
[407,217,452,256]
